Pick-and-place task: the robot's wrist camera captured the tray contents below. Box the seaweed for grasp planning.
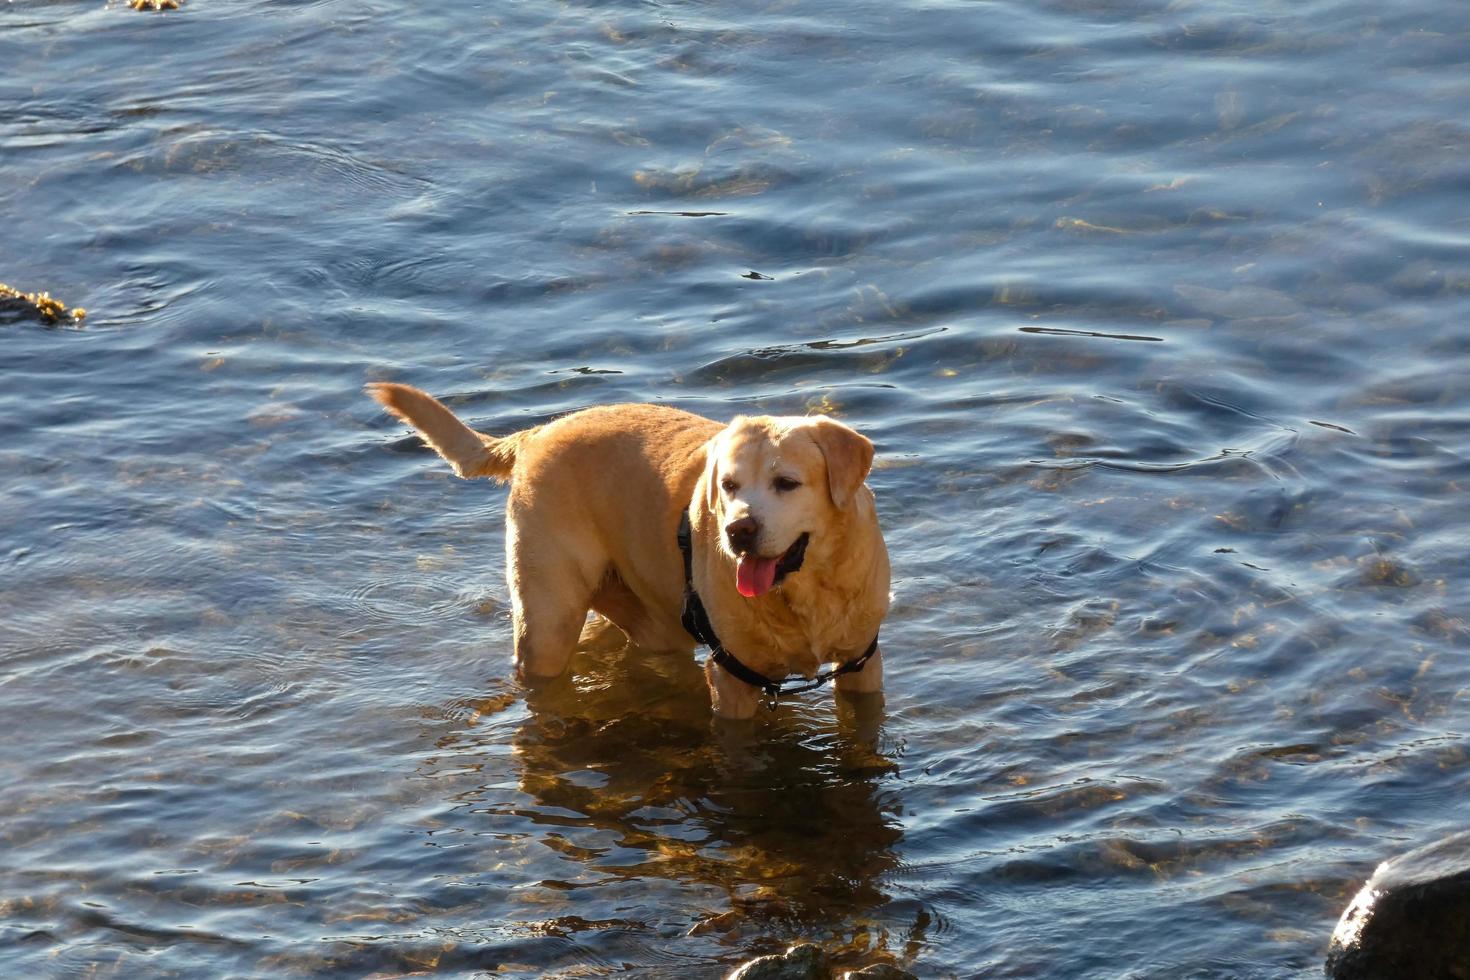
[0,283,86,325]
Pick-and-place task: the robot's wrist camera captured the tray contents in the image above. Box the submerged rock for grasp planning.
[840,966,920,980]
[727,944,830,980]
[725,944,918,980]
[1325,831,1470,979]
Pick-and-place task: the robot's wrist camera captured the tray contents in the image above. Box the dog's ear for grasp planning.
[701,429,727,515]
[808,417,874,510]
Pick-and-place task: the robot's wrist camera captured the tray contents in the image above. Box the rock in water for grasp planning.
[841,966,920,979]
[727,943,830,980]
[1326,831,1470,979]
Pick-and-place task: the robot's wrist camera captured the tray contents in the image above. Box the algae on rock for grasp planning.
[0,283,86,325]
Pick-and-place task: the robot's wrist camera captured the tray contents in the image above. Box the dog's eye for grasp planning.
[720,477,739,495]
[772,476,801,493]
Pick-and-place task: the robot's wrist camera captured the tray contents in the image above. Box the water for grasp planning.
[3,0,1468,976]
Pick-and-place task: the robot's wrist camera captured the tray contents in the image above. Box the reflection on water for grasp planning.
[3,0,1470,975]
[426,639,914,973]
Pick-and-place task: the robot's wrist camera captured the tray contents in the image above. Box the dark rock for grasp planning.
[840,965,920,980]
[727,943,830,980]
[1326,831,1470,979]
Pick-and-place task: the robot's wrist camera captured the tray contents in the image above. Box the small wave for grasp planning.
[342,579,472,629]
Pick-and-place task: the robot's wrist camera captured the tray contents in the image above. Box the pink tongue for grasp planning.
[736,554,780,598]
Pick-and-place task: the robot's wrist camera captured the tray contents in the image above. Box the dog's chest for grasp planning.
[749,586,872,675]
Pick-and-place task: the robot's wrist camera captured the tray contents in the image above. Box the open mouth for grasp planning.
[735,533,809,598]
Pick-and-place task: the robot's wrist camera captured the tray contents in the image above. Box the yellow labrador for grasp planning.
[367,384,889,719]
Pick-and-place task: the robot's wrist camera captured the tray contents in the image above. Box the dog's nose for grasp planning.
[725,516,759,554]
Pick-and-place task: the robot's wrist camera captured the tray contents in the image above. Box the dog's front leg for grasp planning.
[834,645,883,695]
[704,658,759,720]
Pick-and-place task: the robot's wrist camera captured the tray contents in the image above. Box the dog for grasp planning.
[367,383,890,719]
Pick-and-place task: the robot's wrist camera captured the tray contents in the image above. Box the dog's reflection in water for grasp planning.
[438,633,909,962]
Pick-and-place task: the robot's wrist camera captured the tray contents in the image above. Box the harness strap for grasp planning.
[678,513,878,701]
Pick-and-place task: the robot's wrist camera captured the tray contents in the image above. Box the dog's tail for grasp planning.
[366,383,526,481]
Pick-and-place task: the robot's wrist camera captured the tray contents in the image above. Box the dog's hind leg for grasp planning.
[504,504,602,681]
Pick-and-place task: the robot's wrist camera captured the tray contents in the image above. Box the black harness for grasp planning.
[677,513,879,702]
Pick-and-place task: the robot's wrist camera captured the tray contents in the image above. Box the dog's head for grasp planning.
[701,414,875,598]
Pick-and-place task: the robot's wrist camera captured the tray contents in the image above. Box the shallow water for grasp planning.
[3,0,1469,976]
